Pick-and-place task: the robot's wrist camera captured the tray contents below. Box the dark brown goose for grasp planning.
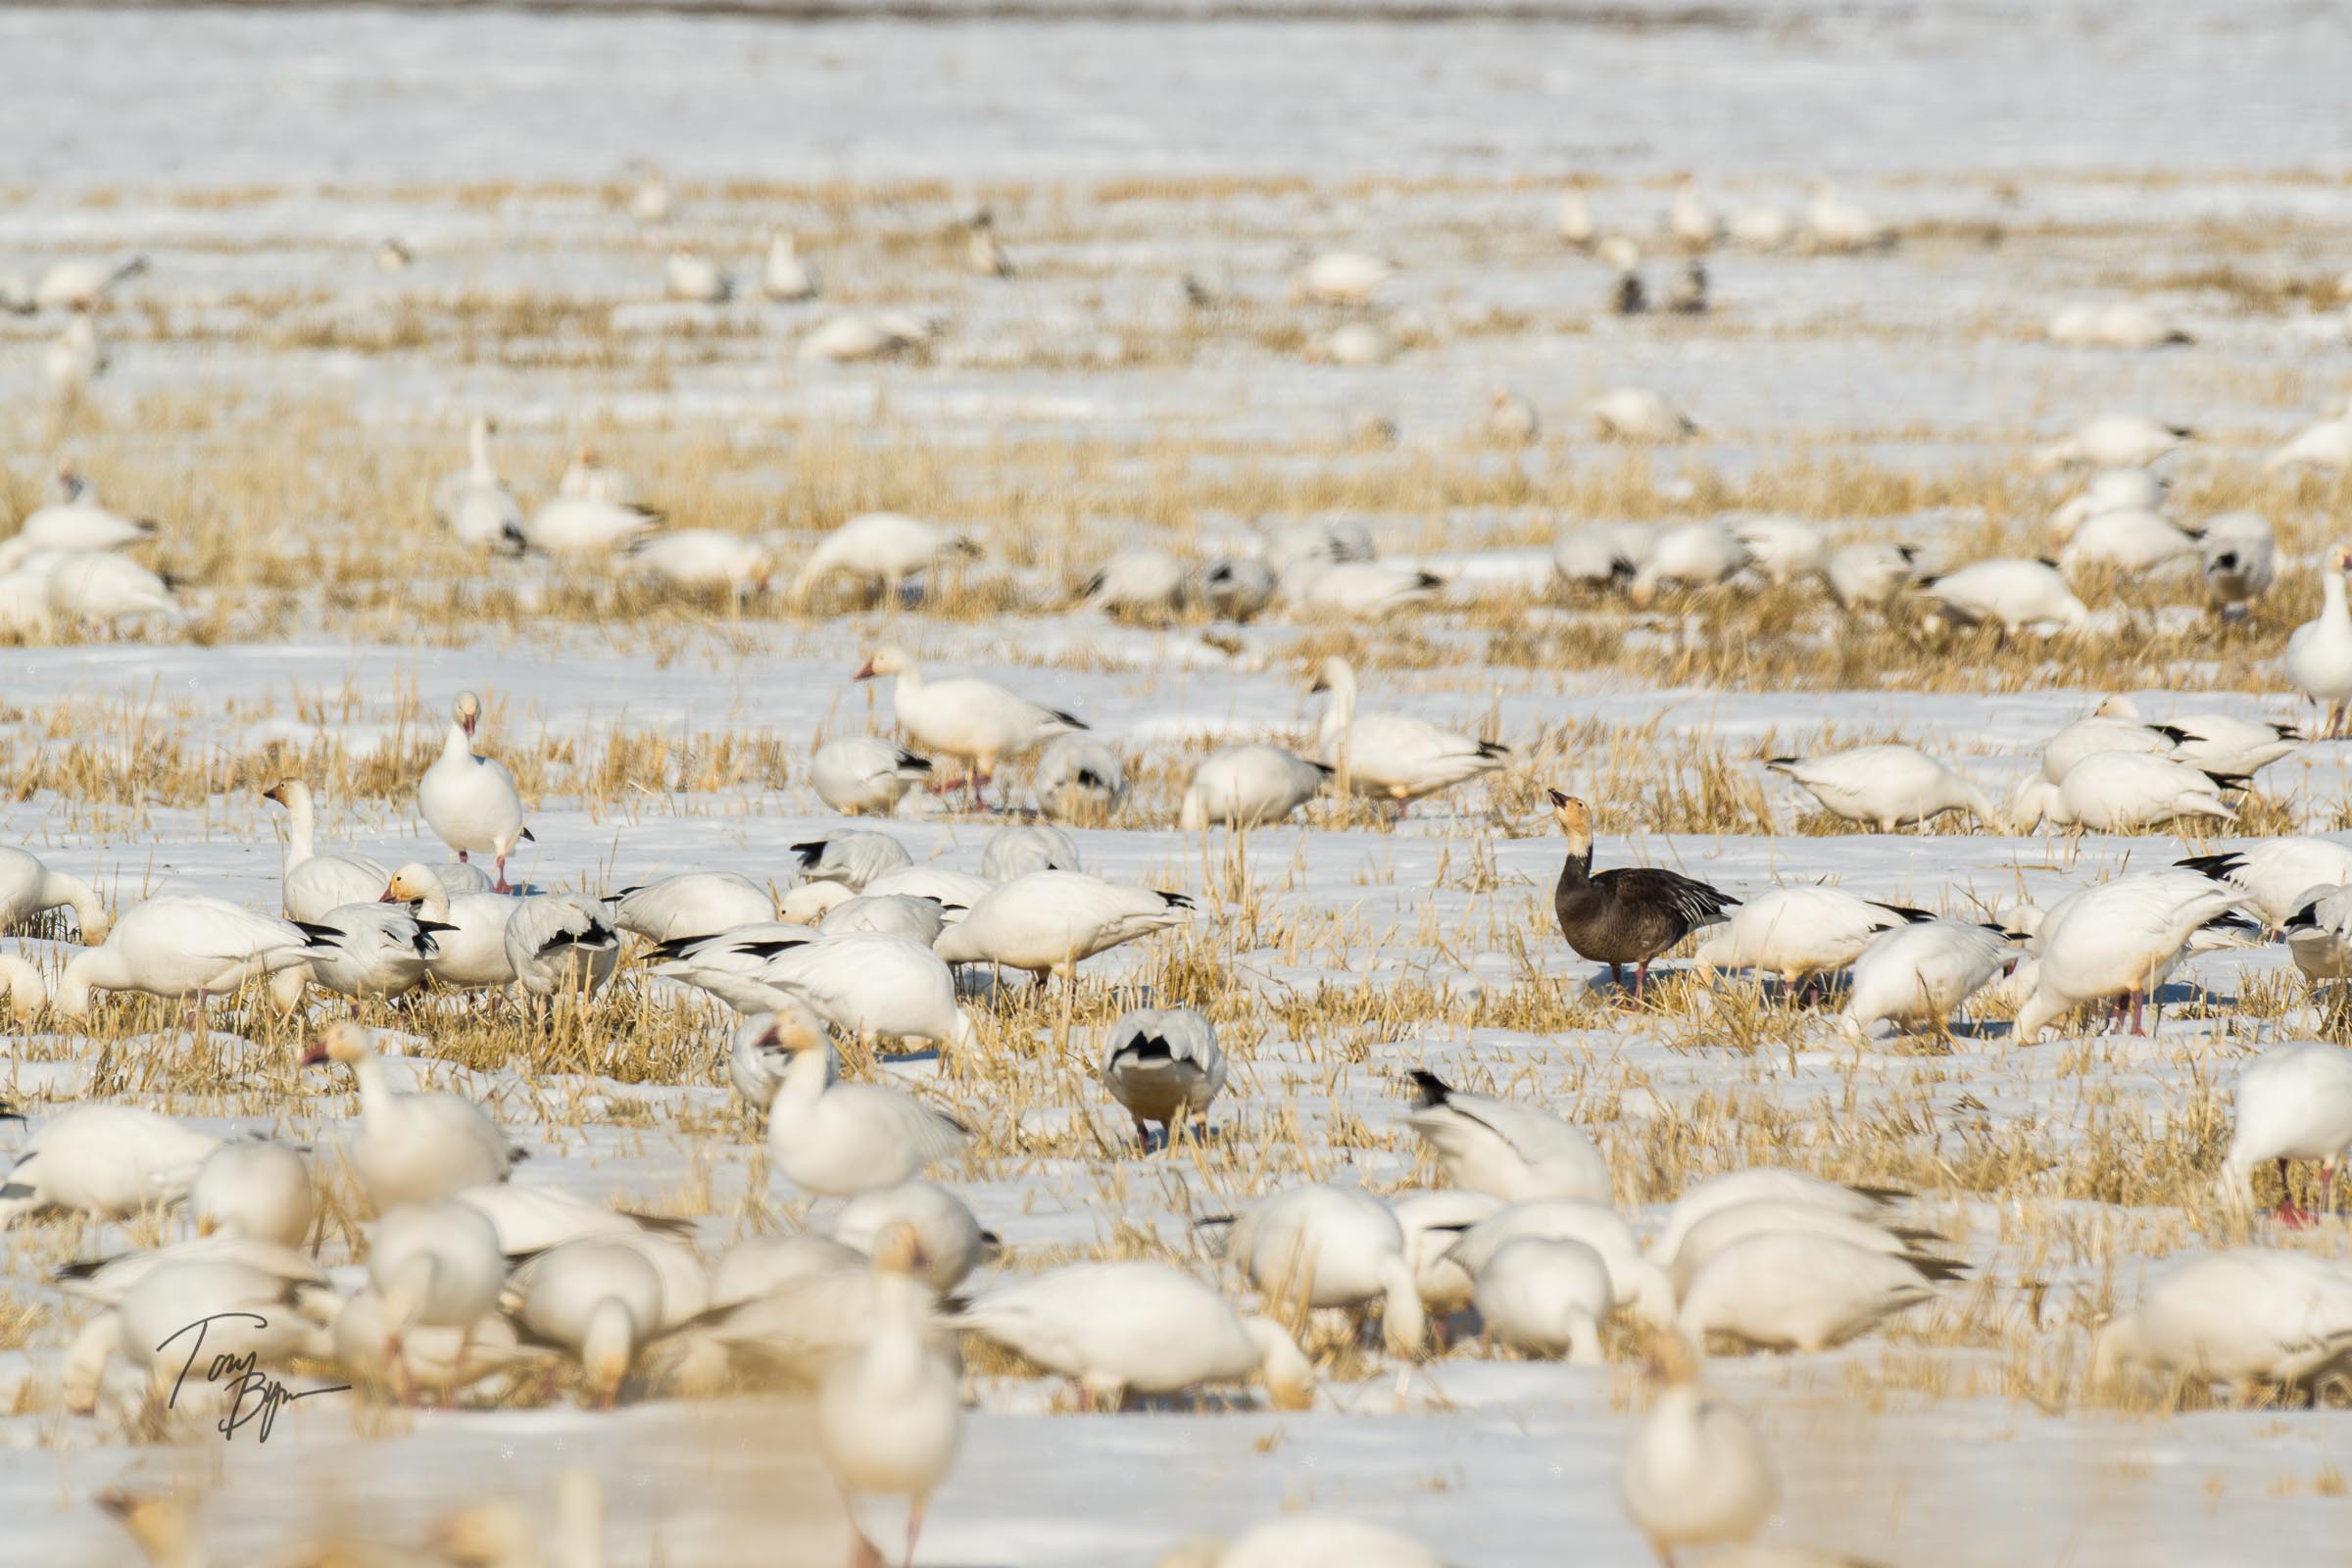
[1549,791,1737,1001]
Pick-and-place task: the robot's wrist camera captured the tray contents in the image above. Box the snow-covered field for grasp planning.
[5,3,2352,1564]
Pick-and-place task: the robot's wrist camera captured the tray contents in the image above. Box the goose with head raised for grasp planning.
[1312,657,1508,811]
[750,1007,971,1197]
[1549,792,1736,1002]
[433,416,524,552]
[855,645,1086,803]
[418,692,529,892]
[379,862,516,989]
[261,780,389,922]
[2286,546,2352,737]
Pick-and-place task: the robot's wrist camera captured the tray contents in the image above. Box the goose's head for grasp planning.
[1547,790,1594,851]
[430,1499,535,1568]
[869,1219,929,1278]
[260,779,307,809]
[2331,544,2352,575]
[2092,695,2141,721]
[452,691,482,739]
[855,645,913,682]
[1306,656,1353,695]
[1641,1329,1701,1389]
[301,1019,372,1069]
[94,1491,201,1568]
[380,863,442,905]
[749,1002,828,1057]
[574,441,599,466]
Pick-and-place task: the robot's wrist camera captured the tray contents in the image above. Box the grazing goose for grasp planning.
[793,830,913,890]
[2008,753,2238,833]
[1679,1232,1952,1351]
[368,1200,509,1380]
[1693,888,1934,992]
[1180,744,1331,830]
[1157,1517,1442,1568]
[1081,549,1188,618]
[332,1287,533,1400]
[1764,746,1995,832]
[2287,546,2352,736]
[2034,413,2191,471]
[1660,1199,1949,1297]
[625,528,772,592]
[34,255,146,311]
[1312,657,1509,809]
[453,1181,694,1258]
[979,823,1079,881]
[1193,556,1278,621]
[1032,734,1128,822]
[933,871,1192,980]
[0,1105,220,1227]
[418,692,530,892]
[797,309,941,364]
[1445,1200,1676,1327]
[1486,386,1540,446]
[810,736,933,816]
[856,645,1086,801]
[2058,507,2201,574]
[1101,1006,1227,1149]
[1552,521,1654,592]
[433,416,524,551]
[1280,559,1444,620]
[2219,1042,2352,1226]
[2046,300,2192,350]
[2266,411,2352,473]
[1294,250,1396,306]
[1916,558,2089,634]
[53,894,337,1017]
[2011,871,2242,1041]
[817,1224,962,1568]
[1471,1236,1613,1362]
[0,844,109,939]
[794,513,976,606]
[557,442,638,507]
[1626,521,1752,604]
[2282,886,2352,991]
[1404,1070,1610,1203]
[304,899,445,1000]
[1218,1185,1425,1354]
[63,1257,334,1418]
[2049,467,2165,543]
[1587,386,1695,443]
[1648,1168,1907,1272]
[2200,511,2277,617]
[38,549,184,627]
[833,1181,992,1293]
[751,1007,971,1196]
[603,871,773,943]
[380,862,517,989]
[1621,1335,1777,1565]
[1264,517,1376,572]
[818,894,951,945]
[650,921,819,999]
[0,953,40,1022]
[1549,792,1737,1001]
[1838,919,2018,1039]
[520,494,658,556]
[2039,710,2181,782]
[963,207,1014,277]
[514,1238,666,1405]
[2096,696,2299,778]
[2093,1249,2352,1393]
[302,1021,519,1208]
[1730,515,1827,585]
[507,1225,706,1332]
[664,249,730,303]
[761,231,820,301]
[262,780,390,922]
[502,894,620,998]
[956,1260,1312,1411]
[188,1141,313,1248]
[1394,1189,1504,1324]
[710,1232,868,1308]
[1803,180,1891,251]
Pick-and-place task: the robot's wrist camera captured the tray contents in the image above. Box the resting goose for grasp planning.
[304,900,445,1000]
[1916,558,2089,634]
[2034,414,2191,471]
[0,844,109,939]
[833,1181,992,1293]
[2096,696,2298,778]
[762,231,820,301]
[1293,250,1396,306]
[1803,180,1891,251]
[514,1238,666,1405]
[2219,1042,2352,1226]
[1669,175,1722,249]
[40,549,184,627]
[502,894,620,998]
[1694,888,1934,992]
[1679,1232,1953,1351]
[932,870,1192,980]
[2009,753,2237,833]
[1081,549,1188,618]
[1621,1335,1777,1564]
[262,780,390,922]
[816,1225,962,1568]
[53,894,336,1017]
[1661,1199,1950,1297]
[452,1181,693,1258]
[1549,792,1736,1001]
[1404,1069,1610,1203]
[1180,744,1331,830]
[664,249,730,303]
[979,823,1079,881]
[1445,1200,1676,1327]
[380,862,517,989]
[188,1141,314,1248]
[751,1008,971,1197]
[1587,387,1695,443]
[1764,746,1995,833]
[9,487,156,557]
[1219,1185,1424,1354]
[1032,735,1128,822]
[793,513,976,606]
[2011,871,2242,1041]
[418,692,530,892]
[432,416,524,552]
[1486,386,1540,446]
[2200,511,2277,617]
[1838,919,2018,1039]
[2057,508,2200,574]
[797,311,936,365]
[520,495,658,556]
[302,1021,519,1208]
[856,645,1086,801]
[793,830,912,890]
[1648,1168,1907,1272]
[956,1260,1312,1411]
[2093,1250,2352,1393]
[810,736,933,816]
[0,1105,220,1228]
[603,871,773,943]
[1557,187,1597,248]
[1101,1006,1227,1149]
[1627,521,1752,604]
[1313,657,1508,809]
[1552,521,1654,592]
[2286,546,2352,737]
[1471,1236,1613,1362]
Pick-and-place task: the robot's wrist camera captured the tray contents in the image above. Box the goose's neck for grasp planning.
[348,1051,396,1124]
[894,667,925,703]
[441,721,475,762]
[1557,826,1594,884]
[281,789,318,864]
[54,950,113,1017]
[38,868,104,936]
[411,881,451,920]
[774,1046,833,1112]
[2327,572,2348,621]
[467,420,493,478]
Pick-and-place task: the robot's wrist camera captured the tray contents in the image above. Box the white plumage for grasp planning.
[1100,1005,1227,1147]
[1692,887,1933,987]
[1403,1069,1610,1204]
[417,692,529,891]
[1313,657,1508,807]
[1838,919,2017,1039]
[933,870,1192,979]
[1220,1185,1424,1354]
[810,736,933,816]
[1678,1231,1946,1351]
[303,1021,519,1209]
[753,1010,970,1198]
[2219,1042,2352,1224]
[858,644,1085,800]
[1471,1236,1614,1362]
[1180,744,1331,830]
[603,871,773,943]
[53,894,331,1015]
[502,894,620,998]
[1587,386,1694,443]
[2093,1250,2352,1391]
[1765,746,1995,833]
[1916,558,2089,634]
[795,514,975,605]
[2286,546,2352,736]
[0,1105,220,1227]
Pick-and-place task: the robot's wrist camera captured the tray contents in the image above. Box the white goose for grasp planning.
[2283,886,2352,989]
[1557,187,1597,247]
[1279,559,1445,620]
[1587,387,1695,443]
[453,1181,694,1257]
[1838,919,2017,1039]
[302,1021,519,1208]
[625,528,771,591]
[793,830,913,890]
[1032,734,1128,821]
[1470,1237,1614,1362]
[1220,1185,1425,1354]
[1158,1517,1442,1568]
[1445,1200,1677,1326]
[1916,558,2089,634]
[2219,1042,2352,1225]
[9,488,156,557]
[2287,546,2352,736]
[956,1260,1312,1410]
[40,550,184,627]
[833,1181,992,1293]
[1486,385,1540,446]
[1627,521,1752,602]
[368,1200,509,1376]
[2176,837,2352,927]
[810,736,933,816]
[557,442,638,507]
[1804,180,1891,251]
[2049,467,2165,543]
[188,1141,313,1248]
[1082,549,1188,617]
[514,1238,666,1405]
[860,865,997,910]
[1193,556,1278,620]
[933,871,1192,980]
[502,894,620,998]
[304,900,444,1000]
[63,1257,334,1418]
[794,514,976,606]
[1294,250,1396,306]
[2095,696,2299,778]
[1180,745,1331,830]
[507,1225,707,1332]
[53,894,334,1017]
[417,692,530,892]
[1730,516,1827,584]
[2093,1250,2352,1392]
[1693,888,1935,990]
[603,871,772,943]
[978,823,1079,881]
[1552,521,1654,591]
[1403,1069,1610,1203]
[856,645,1086,801]
[432,416,524,552]
[1620,1335,1778,1565]
[1101,1005,1227,1149]
[2011,871,2242,1041]
[1660,1199,1947,1297]
[0,845,109,939]
[1389,1189,1503,1324]
[819,894,951,945]
[0,1105,220,1227]
[2266,411,2352,473]
[2009,753,2237,833]
[710,1232,867,1308]
[681,932,973,1054]
[2034,413,2191,471]
[261,780,389,922]
[1764,746,1995,833]
[1669,175,1721,248]
[762,231,820,301]
[1648,1168,1907,1272]
[2200,511,2277,616]
[0,953,40,1023]
[331,1287,533,1399]
[521,495,658,556]
[34,254,147,311]
[2058,508,2200,574]
[1678,1232,1951,1351]
[816,1224,962,1568]
[2040,710,2180,781]
[380,863,517,989]
[752,1008,971,1196]
[663,249,730,303]
[797,311,936,365]
[45,313,103,393]
[1312,657,1509,808]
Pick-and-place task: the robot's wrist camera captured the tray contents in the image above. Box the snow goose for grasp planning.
[502,894,620,998]
[1557,188,1597,248]
[963,207,1014,277]
[794,830,913,890]
[1627,520,1752,603]
[2047,300,2191,350]
[333,1287,534,1400]
[1679,1232,1952,1351]
[1648,1168,1907,1272]
[0,953,42,1022]
[0,564,53,640]
[1916,558,2089,634]
[2287,545,2352,736]
[514,1237,666,1405]
[2034,414,2191,471]
[35,255,146,311]
[520,494,658,556]
[557,442,638,507]
[2097,697,2298,779]
[2040,709,2181,781]
[1838,919,2017,1040]
[507,1225,707,1333]
[1404,1069,1609,1203]
[2219,1041,2352,1225]
[979,823,1079,881]
[2269,408,2352,473]
[63,1256,334,1418]
[39,549,183,627]
[368,1200,509,1385]
[418,692,530,892]
[188,1141,313,1248]
[2049,467,2165,543]
[432,416,524,552]
[0,844,109,939]
[1621,1335,1777,1564]
[2009,753,2238,834]
[52,894,335,1017]
[1660,1199,1949,1297]
[856,645,1085,800]
[1669,175,1721,249]
[2282,886,2352,990]
[380,862,516,988]
[932,870,1192,980]
[2058,507,2201,575]
[1193,556,1278,621]
[818,1224,961,1568]
[6,486,154,560]
[810,736,932,816]
[1294,249,1396,306]
[1550,792,1736,1001]
[1220,1184,1425,1353]
[753,1008,971,1196]
[1081,549,1188,618]
[1158,1517,1442,1568]
[302,1021,519,1208]
[1803,180,1892,252]
[1102,1006,1227,1149]
[1180,744,1331,830]
[1694,888,1934,992]
[1032,734,1128,822]
[833,1180,992,1293]
[664,248,729,303]
[781,881,855,922]
[2011,871,2242,1041]
[1587,386,1695,443]
[797,310,935,364]
[1313,657,1508,809]
[304,900,445,1000]
[2093,1249,2352,1393]
[956,1260,1311,1410]
[1486,385,1540,446]
[762,231,820,301]
[1264,516,1376,572]
[1731,203,1796,252]
[603,871,773,943]
[0,1105,219,1228]
[1280,558,1443,619]
[794,513,976,606]
[675,931,978,1054]
[1730,515,1827,585]
[625,528,771,592]
[1765,745,1994,833]
[2200,511,2277,617]
[710,1232,867,1308]
[1471,1237,1613,1362]
[1552,521,1653,592]
[1394,1190,1503,1324]
[43,313,100,395]
[818,894,951,945]
[262,780,390,922]
[1446,1199,1676,1327]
